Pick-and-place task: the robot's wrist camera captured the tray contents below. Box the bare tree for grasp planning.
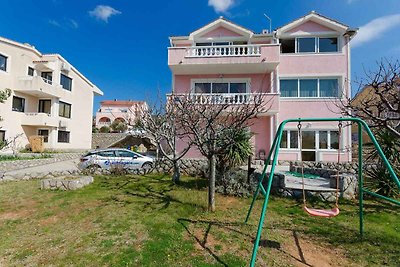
[173,93,270,211]
[137,95,191,183]
[340,59,400,137]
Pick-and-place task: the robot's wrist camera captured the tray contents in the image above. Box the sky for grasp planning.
[0,0,399,113]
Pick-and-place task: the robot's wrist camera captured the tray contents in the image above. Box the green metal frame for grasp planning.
[245,117,400,267]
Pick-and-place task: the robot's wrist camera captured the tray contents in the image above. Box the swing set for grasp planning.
[244,117,400,267]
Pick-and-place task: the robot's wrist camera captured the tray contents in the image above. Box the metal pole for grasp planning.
[245,126,280,223]
[249,123,284,267]
[358,122,364,236]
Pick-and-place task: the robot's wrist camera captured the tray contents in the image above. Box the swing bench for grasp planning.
[297,121,343,218]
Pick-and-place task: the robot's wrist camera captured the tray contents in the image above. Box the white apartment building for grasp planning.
[0,37,103,151]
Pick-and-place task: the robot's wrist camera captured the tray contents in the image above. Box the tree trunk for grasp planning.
[208,154,216,212]
[172,160,180,184]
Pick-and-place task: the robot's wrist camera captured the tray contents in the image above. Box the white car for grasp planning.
[79,148,153,172]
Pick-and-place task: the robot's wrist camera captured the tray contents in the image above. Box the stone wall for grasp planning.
[0,153,81,173]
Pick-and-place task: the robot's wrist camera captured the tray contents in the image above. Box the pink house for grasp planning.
[168,12,357,162]
[95,100,147,129]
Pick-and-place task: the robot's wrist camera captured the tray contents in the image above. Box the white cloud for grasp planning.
[89,5,121,23]
[70,19,79,29]
[48,19,61,27]
[208,0,235,13]
[48,18,78,29]
[352,14,400,48]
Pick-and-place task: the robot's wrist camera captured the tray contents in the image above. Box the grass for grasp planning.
[0,174,398,266]
[0,154,52,162]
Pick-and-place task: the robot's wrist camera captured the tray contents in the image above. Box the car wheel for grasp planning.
[141,162,152,174]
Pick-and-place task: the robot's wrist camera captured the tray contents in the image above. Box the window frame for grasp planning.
[38,129,49,143]
[280,77,340,98]
[59,101,71,118]
[0,130,5,142]
[0,54,7,72]
[28,67,34,76]
[191,78,250,94]
[12,96,25,112]
[279,129,342,151]
[280,36,340,54]
[38,99,52,114]
[57,130,70,143]
[60,73,72,91]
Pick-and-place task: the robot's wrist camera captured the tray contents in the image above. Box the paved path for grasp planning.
[4,158,80,176]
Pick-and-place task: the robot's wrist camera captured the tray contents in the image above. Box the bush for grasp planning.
[99,126,110,133]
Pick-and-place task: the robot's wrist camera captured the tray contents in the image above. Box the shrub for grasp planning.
[100,126,110,133]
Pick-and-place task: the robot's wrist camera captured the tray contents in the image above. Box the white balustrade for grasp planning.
[186,45,261,58]
[171,93,264,105]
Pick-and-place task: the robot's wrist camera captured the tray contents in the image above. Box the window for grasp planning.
[194,83,211,93]
[116,150,139,158]
[280,130,340,151]
[0,130,5,142]
[38,100,51,114]
[299,79,318,97]
[57,131,70,143]
[60,74,72,91]
[0,54,7,71]
[302,131,315,149]
[280,80,298,97]
[319,38,338,52]
[280,130,299,149]
[193,81,248,94]
[280,78,339,98]
[281,37,339,54]
[38,129,49,143]
[59,101,71,118]
[28,67,34,76]
[320,79,339,97]
[319,131,328,149]
[12,96,25,112]
[41,72,52,84]
[330,131,339,149]
[281,39,295,53]
[98,151,116,157]
[297,38,316,53]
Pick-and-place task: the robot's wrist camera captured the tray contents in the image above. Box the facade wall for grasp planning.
[169,15,354,162]
[0,38,101,151]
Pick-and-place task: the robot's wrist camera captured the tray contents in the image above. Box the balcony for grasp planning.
[168,93,280,114]
[168,44,280,75]
[15,76,63,98]
[21,113,58,127]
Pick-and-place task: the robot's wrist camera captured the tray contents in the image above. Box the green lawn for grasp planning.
[0,174,398,266]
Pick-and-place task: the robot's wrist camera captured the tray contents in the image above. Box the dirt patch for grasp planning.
[283,231,354,267]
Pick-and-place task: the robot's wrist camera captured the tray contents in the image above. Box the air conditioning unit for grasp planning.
[61,62,71,72]
[59,120,68,128]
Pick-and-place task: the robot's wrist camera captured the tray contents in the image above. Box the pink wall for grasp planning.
[251,117,271,159]
[174,73,271,93]
[200,26,243,38]
[288,21,334,33]
[279,54,347,75]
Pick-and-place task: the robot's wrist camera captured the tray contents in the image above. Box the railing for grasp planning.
[185,45,261,58]
[98,121,111,126]
[41,77,53,85]
[25,112,52,117]
[170,93,265,105]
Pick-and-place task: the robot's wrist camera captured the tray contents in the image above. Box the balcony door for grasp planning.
[38,99,51,114]
[41,72,53,84]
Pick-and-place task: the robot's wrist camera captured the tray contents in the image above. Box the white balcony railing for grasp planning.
[171,93,266,105]
[98,121,112,126]
[185,45,261,58]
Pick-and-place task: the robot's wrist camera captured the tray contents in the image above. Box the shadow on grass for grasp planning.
[97,174,206,211]
[178,218,281,266]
